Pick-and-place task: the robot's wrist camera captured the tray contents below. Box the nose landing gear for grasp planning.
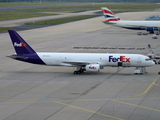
[134,67,147,75]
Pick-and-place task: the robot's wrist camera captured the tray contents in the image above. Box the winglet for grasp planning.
[8,30,36,54]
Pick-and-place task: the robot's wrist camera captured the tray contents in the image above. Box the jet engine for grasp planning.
[146,27,154,33]
[85,64,100,72]
[146,27,160,34]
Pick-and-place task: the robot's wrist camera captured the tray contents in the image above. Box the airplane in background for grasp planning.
[7,30,155,74]
[101,7,160,34]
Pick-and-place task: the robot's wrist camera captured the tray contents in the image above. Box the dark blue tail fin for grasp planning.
[8,30,36,54]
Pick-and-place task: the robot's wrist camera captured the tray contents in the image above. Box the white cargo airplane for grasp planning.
[101,7,160,34]
[7,30,154,74]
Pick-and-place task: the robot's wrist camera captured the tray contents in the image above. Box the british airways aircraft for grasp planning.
[101,7,160,34]
[7,30,154,74]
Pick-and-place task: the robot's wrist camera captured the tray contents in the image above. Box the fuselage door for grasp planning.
[118,62,122,66]
[137,56,142,65]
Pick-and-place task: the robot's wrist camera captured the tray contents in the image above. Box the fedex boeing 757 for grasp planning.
[7,30,154,74]
[101,7,160,34]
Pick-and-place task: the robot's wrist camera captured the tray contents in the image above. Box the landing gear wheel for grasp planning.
[81,69,85,73]
[74,71,78,74]
[134,67,147,75]
[74,71,82,74]
[74,66,85,74]
[77,71,81,74]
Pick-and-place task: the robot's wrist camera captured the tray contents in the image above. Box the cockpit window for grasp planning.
[145,58,152,61]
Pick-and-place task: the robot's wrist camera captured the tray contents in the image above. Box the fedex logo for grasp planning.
[89,66,97,69]
[14,42,26,47]
[109,56,130,62]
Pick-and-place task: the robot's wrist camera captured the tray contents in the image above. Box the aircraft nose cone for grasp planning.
[151,61,155,65]
[147,60,155,66]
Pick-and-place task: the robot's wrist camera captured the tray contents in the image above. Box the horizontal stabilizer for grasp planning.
[7,55,28,60]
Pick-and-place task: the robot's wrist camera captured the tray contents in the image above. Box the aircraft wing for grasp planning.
[63,61,89,66]
[63,60,100,66]
[123,25,146,29]
[126,24,159,29]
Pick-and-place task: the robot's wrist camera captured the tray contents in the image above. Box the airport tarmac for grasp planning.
[0,11,160,120]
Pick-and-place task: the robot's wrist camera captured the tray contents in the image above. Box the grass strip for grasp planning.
[25,15,100,25]
[0,27,15,33]
[0,11,55,21]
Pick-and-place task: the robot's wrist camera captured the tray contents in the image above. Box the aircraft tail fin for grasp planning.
[101,7,121,23]
[8,30,36,55]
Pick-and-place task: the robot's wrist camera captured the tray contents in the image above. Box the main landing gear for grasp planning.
[74,69,85,74]
[134,67,147,75]
[73,66,85,74]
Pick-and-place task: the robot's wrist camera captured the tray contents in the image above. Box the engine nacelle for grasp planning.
[85,64,100,72]
[146,27,154,33]
[146,27,160,33]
